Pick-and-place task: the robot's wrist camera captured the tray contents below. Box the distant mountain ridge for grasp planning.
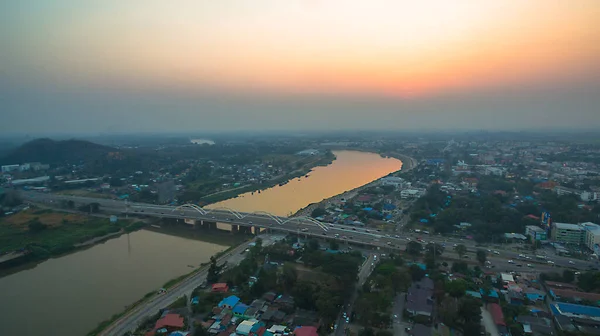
[0,138,116,165]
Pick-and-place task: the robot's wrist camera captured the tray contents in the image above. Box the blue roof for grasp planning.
[420,219,429,223]
[408,262,427,270]
[219,295,240,308]
[191,296,199,304]
[251,322,266,332]
[466,291,482,299]
[480,289,499,298]
[233,303,249,315]
[383,204,396,210]
[526,293,544,300]
[553,303,600,318]
[362,207,373,211]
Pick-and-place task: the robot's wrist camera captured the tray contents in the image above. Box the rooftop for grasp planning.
[154,314,184,330]
[553,223,583,231]
[489,303,506,326]
[551,302,600,319]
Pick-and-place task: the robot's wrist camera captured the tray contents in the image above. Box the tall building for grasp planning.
[582,222,600,253]
[551,223,585,245]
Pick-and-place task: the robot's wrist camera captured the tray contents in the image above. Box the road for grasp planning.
[392,294,411,336]
[334,253,377,336]
[100,235,282,336]
[21,192,596,273]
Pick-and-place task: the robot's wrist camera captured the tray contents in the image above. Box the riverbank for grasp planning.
[293,151,417,217]
[0,208,146,272]
[199,151,336,205]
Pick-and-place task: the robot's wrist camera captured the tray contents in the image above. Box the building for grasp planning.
[525,225,548,242]
[236,320,257,336]
[552,223,585,245]
[380,177,407,188]
[406,278,434,318]
[582,222,600,252]
[401,189,425,199]
[485,167,506,176]
[581,191,598,202]
[296,149,319,156]
[154,313,185,334]
[1,165,19,173]
[10,176,50,186]
[218,295,239,309]
[488,303,509,336]
[212,283,230,293]
[294,326,318,336]
[554,186,598,202]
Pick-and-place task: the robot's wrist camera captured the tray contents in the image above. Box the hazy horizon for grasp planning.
[2,1,599,134]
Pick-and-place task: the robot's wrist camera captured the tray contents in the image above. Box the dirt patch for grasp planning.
[4,210,86,228]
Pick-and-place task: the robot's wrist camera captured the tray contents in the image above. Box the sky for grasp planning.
[1,0,599,135]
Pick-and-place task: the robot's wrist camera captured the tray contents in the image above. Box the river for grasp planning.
[0,150,402,336]
[210,150,403,216]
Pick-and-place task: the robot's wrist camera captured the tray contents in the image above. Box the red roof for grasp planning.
[488,303,506,326]
[154,314,185,330]
[295,326,318,336]
[526,214,540,220]
[212,283,229,292]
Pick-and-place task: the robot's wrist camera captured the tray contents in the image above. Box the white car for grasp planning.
[508,260,514,263]
[547,260,555,264]
[569,260,575,264]
[493,251,500,255]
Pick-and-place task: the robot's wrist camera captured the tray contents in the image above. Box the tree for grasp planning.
[406,241,423,258]
[359,328,375,336]
[476,249,487,265]
[207,256,220,284]
[28,219,48,232]
[307,239,320,251]
[445,279,467,298]
[451,262,470,275]
[279,263,298,291]
[311,207,326,218]
[329,240,340,250]
[454,244,467,258]
[409,264,426,281]
[194,326,209,336]
[563,270,575,283]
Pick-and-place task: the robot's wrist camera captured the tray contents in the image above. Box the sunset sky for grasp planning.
[1,0,599,134]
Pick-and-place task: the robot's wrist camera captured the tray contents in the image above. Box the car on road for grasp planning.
[516,264,522,267]
[493,251,500,255]
[547,260,555,264]
[248,221,253,224]
[527,264,533,268]
[211,216,216,219]
[508,260,514,263]
[569,260,575,264]
[301,228,308,232]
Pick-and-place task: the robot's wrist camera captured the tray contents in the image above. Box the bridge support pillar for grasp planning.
[231,225,239,233]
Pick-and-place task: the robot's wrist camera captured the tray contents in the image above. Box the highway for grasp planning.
[21,192,597,273]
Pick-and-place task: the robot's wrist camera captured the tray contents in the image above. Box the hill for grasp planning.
[0,138,115,165]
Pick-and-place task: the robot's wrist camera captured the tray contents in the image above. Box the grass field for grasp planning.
[0,209,140,257]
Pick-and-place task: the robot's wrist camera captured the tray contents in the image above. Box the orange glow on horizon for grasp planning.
[27,0,600,98]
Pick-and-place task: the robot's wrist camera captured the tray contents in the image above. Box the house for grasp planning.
[516,315,555,336]
[263,292,277,302]
[212,283,229,293]
[218,295,240,309]
[549,288,600,306]
[236,320,258,336]
[233,303,250,319]
[411,324,432,336]
[524,289,546,302]
[488,303,509,336]
[294,326,318,336]
[154,314,185,334]
[406,279,434,318]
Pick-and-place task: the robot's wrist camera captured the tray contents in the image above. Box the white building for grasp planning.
[401,189,425,199]
[296,149,319,156]
[380,176,408,188]
[554,186,598,202]
[582,222,600,252]
[1,165,20,173]
[484,166,506,176]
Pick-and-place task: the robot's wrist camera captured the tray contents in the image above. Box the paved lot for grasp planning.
[480,307,500,336]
